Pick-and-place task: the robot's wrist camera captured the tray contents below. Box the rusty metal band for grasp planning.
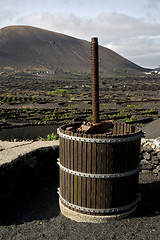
[57,159,142,178]
[57,128,142,143]
[58,189,141,214]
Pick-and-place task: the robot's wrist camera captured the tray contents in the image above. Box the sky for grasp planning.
[0,0,160,69]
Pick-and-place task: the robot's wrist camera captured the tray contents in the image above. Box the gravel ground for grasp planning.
[0,172,160,240]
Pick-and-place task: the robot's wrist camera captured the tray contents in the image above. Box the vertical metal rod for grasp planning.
[91,37,99,124]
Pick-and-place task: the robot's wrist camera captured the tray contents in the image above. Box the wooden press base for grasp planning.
[59,199,137,223]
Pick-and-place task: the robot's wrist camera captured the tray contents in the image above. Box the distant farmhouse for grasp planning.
[36,71,55,75]
[144,70,160,75]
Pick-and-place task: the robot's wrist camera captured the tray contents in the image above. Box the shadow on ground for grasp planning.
[1,178,160,226]
[132,181,160,218]
[0,178,60,226]
[0,145,60,226]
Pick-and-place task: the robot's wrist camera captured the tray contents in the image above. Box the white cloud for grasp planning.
[145,0,160,9]
[0,0,24,27]
[143,0,160,23]
[0,1,157,69]
[105,37,160,68]
[16,12,160,38]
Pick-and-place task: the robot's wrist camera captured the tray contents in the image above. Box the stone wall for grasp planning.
[140,138,160,175]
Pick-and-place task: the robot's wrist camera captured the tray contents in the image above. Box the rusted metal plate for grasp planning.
[76,121,114,134]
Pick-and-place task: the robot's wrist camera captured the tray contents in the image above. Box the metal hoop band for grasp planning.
[57,128,142,143]
[57,159,142,179]
[58,189,141,214]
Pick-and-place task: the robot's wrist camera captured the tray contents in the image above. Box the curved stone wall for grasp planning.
[0,145,59,214]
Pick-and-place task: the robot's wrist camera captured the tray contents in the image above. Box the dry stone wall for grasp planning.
[140,138,160,175]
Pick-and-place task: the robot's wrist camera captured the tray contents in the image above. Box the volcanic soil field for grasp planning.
[0,68,160,140]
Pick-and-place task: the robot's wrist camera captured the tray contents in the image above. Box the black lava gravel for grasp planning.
[0,172,160,240]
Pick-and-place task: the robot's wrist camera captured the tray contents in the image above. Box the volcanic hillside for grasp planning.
[0,26,146,73]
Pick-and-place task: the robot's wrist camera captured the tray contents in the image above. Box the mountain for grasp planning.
[0,25,147,74]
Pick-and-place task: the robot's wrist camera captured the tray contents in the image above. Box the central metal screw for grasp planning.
[91,37,99,124]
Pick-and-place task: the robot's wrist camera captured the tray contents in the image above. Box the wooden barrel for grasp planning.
[57,121,142,222]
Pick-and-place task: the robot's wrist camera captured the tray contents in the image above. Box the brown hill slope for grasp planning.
[0,25,146,73]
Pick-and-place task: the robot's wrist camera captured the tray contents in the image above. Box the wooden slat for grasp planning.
[121,122,124,135]
[78,134,82,212]
[124,140,128,172]
[117,122,121,135]
[123,123,126,135]
[59,137,62,195]
[64,138,68,202]
[67,132,71,206]
[96,135,103,212]
[126,123,130,135]
[87,134,92,212]
[73,132,78,212]
[59,136,62,196]
[106,142,113,208]
[129,124,132,134]
[91,137,97,210]
[70,131,74,204]
[82,134,87,208]
[112,121,116,135]
[62,136,65,199]
[101,135,107,210]
[131,124,135,134]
